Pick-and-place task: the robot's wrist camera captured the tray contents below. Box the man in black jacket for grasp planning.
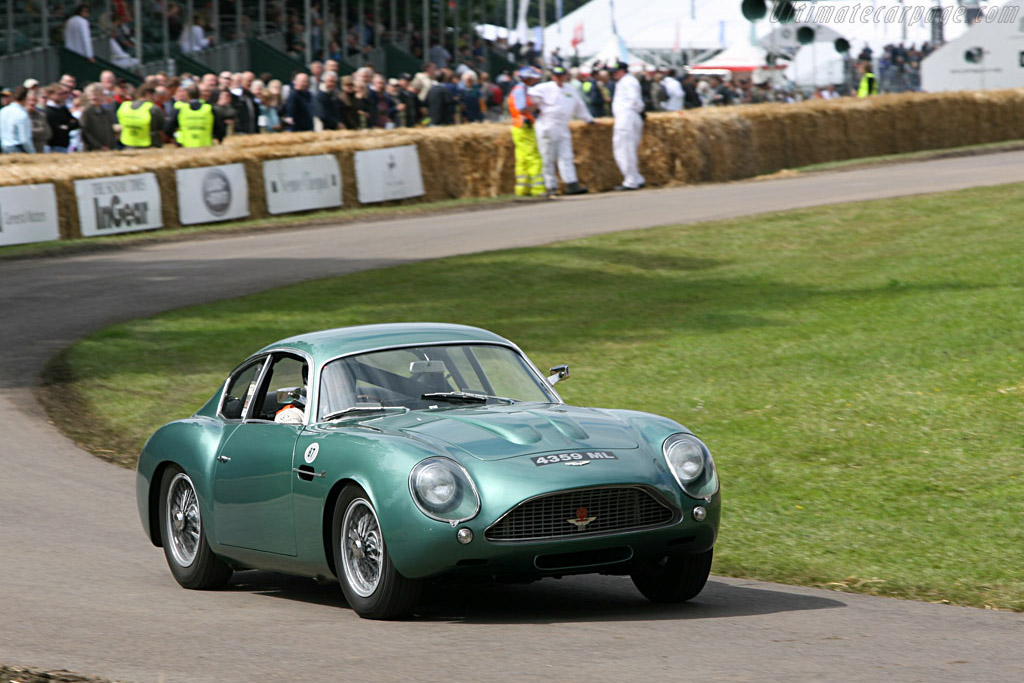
[396,73,420,127]
[682,73,703,110]
[231,71,260,134]
[315,71,343,130]
[284,72,314,131]
[43,82,79,152]
[425,71,454,126]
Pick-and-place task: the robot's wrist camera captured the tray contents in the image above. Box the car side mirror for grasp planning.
[547,364,570,386]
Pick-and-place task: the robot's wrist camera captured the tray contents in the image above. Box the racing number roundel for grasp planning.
[303,443,320,464]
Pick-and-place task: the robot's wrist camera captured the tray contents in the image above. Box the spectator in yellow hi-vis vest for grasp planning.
[507,66,546,199]
[117,84,164,148]
[857,61,878,97]
[164,84,225,147]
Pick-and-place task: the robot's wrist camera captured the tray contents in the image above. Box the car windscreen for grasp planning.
[318,344,556,420]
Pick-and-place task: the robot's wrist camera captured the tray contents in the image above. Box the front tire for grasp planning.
[630,549,713,603]
[159,465,232,589]
[332,485,421,619]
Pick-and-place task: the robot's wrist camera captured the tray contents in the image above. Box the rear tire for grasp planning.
[630,549,713,603]
[159,465,232,590]
[332,485,421,619]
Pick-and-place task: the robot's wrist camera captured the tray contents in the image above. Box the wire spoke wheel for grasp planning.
[332,485,421,619]
[341,498,384,597]
[166,472,201,568]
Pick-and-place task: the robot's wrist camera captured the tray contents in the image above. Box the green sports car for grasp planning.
[136,323,720,619]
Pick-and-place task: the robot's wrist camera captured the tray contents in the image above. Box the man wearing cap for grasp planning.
[611,61,645,191]
[529,66,592,195]
[508,66,546,199]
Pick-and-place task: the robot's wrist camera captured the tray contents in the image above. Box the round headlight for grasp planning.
[409,457,481,523]
[663,434,707,485]
[415,461,459,511]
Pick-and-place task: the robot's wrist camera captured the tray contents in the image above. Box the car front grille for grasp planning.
[484,487,677,542]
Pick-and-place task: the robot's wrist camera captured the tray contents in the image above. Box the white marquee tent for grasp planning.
[538,0,985,66]
[690,42,775,72]
[541,0,752,58]
[580,38,655,70]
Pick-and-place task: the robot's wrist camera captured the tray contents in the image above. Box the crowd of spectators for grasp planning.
[858,42,936,94]
[0,48,908,155]
[1,0,937,155]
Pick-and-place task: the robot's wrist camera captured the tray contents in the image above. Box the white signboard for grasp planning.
[74,172,162,237]
[262,154,342,215]
[176,163,249,225]
[354,145,426,204]
[0,184,60,247]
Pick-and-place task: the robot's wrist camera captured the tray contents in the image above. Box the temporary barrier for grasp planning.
[2,89,1024,244]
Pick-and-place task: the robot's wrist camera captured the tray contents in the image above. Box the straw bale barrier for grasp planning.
[2,89,1023,240]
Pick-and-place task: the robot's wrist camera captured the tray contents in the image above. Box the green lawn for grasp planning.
[48,182,1024,610]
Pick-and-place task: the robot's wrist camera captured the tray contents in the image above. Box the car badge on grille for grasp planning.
[567,506,596,529]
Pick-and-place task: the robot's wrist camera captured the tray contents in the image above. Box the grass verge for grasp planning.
[0,195,515,262]
[44,182,1024,610]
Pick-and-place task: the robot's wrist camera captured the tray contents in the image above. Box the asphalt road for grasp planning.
[2,152,1024,683]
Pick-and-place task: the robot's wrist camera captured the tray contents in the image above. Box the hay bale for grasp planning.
[5,89,1024,241]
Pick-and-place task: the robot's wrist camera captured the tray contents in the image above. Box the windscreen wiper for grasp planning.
[422,392,516,404]
[322,405,409,421]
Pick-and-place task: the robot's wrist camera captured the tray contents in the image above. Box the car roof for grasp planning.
[256,323,514,363]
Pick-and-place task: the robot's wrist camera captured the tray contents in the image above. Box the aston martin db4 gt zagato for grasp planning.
[136,323,720,619]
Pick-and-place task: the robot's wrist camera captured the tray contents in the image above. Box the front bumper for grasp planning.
[387,490,720,579]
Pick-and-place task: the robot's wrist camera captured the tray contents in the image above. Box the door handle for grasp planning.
[217,455,231,463]
[293,467,326,479]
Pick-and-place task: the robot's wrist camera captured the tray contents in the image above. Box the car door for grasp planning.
[213,352,309,556]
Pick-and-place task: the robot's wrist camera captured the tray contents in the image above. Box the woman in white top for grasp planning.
[64,4,94,60]
[180,17,214,54]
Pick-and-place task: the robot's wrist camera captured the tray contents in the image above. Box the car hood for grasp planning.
[370,403,641,460]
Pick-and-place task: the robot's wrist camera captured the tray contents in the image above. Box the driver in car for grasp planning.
[275,365,308,424]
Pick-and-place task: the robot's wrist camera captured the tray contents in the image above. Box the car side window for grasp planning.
[221,360,265,420]
[252,354,309,422]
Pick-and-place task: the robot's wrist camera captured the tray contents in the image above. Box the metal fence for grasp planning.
[191,41,250,75]
[0,47,57,88]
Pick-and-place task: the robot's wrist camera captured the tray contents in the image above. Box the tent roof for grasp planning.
[539,0,981,61]
[580,38,655,70]
[692,43,781,72]
[542,0,751,57]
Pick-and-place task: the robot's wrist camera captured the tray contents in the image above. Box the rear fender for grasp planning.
[136,417,237,546]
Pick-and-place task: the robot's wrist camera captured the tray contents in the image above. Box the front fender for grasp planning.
[136,416,236,546]
[291,426,453,576]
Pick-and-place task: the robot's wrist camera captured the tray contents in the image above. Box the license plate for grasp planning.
[532,451,618,466]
